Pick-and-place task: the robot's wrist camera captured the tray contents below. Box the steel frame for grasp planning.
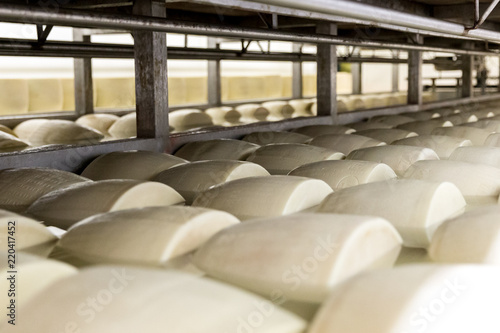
[0,0,499,171]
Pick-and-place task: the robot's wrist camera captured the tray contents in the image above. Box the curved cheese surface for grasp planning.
[153,160,270,204]
[308,265,500,333]
[192,176,332,220]
[289,160,396,191]
[347,145,439,176]
[309,134,385,155]
[392,135,472,159]
[174,139,259,161]
[448,146,500,169]
[404,160,500,205]
[317,179,466,248]
[0,210,57,256]
[429,205,500,264]
[355,128,417,143]
[242,131,311,145]
[396,119,453,135]
[431,126,493,145]
[108,112,136,139]
[5,266,306,333]
[27,180,185,229]
[81,151,187,180]
[194,213,402,303]
[75,114,119,136]
[292,125,355,137]
[59,206,239,265]
[246,143,344,175]
[0,168,90,213]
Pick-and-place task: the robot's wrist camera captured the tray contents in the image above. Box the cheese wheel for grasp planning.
[75,114,119,136]
[169,109,213,132]
[107,112,136,139]
[396,119,453,135]
[429,205,500,264]
[0,124,16,137]
[400,111,439,121]
[14,119,104,146]
[193,213,402,303]
[235,103,269,122]
[27,79,64,112]
[0,131,29,151]
[292,125,355,137]
[347,145,439,176]
[431,126,493,145]
[192,176,332,220]
[344,96,366,110]
[441,113,478,125]
[242,131,311,145]
[81,151,187,180]
[0,79,28,115]
[317,179,466,248]
[309,134,385,155]
[348,121,393,131]
[308,265,500,333]
[174,139,259,161]
[289,160,396,191]
[355,129,418,143]
[6,266,306,333]
[289,99,314,117]
[0,210,57,257]
[153,160,270,204]
[261,101,295,120]
[310,102,317,115]
[0,168,90,213]
[392,135,472,159]
[95,77,135,108]
[449,146,500,168]
[404,160,500,205]
[0,252,76,326]
[485,133,500,147]
[369,115,415,127]
[466,119,500,132]
[204,106,241,125]
[27,180,185,229]
[366,96,389,109]
[246,143,344,175]
[59,206,239,266]
[472,109,495,119]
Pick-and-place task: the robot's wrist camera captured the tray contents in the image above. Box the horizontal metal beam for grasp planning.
[0,138,159,172]
[250,0,500,44]
[186,0,479,41]
[0,4,496,56]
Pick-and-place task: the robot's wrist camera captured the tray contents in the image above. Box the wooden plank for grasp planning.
[133,0,169,150]
[316,22,337,119]
[73,29,94,116]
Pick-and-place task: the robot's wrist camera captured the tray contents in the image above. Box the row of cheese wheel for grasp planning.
[2,99,500,332]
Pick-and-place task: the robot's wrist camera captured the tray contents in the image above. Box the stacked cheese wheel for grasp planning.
[2,101,500,333]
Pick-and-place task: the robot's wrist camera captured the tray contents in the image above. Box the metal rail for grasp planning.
[0,4,496,56]
[251,0,500,43]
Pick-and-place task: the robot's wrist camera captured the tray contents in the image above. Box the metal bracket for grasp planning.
[36,24,53,45]
[466,0,500,30]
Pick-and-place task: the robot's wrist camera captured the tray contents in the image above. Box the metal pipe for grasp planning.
[251,0,500,43]
[0,3,496,56]
[188,0,480,42]
[477,0,500,28]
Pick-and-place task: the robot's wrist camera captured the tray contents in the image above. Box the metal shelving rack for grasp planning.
[0,0,499,171]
